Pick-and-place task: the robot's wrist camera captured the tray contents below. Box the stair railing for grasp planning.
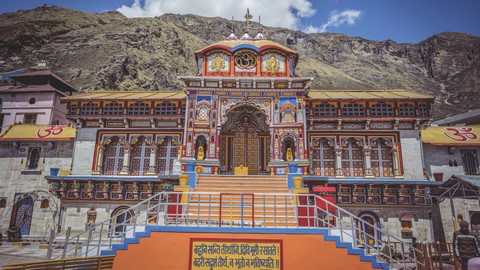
[46,191,424,269]
[296,193,426,270]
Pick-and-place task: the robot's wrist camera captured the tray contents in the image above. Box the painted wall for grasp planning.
[0,91,67,131]
[113,231,378,270]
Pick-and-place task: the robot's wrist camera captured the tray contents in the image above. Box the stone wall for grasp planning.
[423,144,480,180]
[71,128,98,175]
[347,206,433,242]
[399,130,425,180]
[438,198,480,242]
[0,140,73,236]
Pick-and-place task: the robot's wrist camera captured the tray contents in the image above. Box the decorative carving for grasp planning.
[265,55,280,72]
[210,54,225,72]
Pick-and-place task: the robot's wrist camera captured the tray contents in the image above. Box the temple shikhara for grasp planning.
[0,10,479,270]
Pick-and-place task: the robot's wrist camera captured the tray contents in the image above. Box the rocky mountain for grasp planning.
[0,6,479,119]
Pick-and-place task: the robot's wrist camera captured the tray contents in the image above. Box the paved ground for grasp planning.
[0,244,48,268]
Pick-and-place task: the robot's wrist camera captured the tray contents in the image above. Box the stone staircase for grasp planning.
[187,175,297,227]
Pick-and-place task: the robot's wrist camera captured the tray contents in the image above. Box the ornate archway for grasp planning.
[220,105,270,175]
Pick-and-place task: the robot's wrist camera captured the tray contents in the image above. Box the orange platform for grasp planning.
[112,229,381,270]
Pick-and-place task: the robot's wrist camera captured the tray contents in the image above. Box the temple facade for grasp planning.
[0,28,456,243]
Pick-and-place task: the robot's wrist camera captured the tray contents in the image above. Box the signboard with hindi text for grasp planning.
[189,238,283,270]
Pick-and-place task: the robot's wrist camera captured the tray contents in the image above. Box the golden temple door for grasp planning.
[220,105,269,175]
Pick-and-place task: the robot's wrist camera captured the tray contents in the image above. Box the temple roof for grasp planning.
[0,124,76,141]
[10,69,78,94]
[307,89,434,100]
[61,91,186,101]
[194,39,298,60]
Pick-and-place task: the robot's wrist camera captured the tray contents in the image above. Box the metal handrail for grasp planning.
[46,191,423,269]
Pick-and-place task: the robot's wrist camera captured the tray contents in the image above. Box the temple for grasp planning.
[1,12,479,270]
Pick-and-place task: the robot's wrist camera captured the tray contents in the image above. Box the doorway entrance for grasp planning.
[220,105,270,175]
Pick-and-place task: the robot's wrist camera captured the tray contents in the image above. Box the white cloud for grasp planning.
[316,9,362,33]
[117,0,317,30]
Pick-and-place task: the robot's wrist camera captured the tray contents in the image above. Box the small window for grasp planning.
[418,104,429,117]
[80,102,99,115]
[370,103,394,116]
[399,104,415,117]
[24,114,37,124]
[128,102,150,116]
[0,198,6,208]
[68,104,78,115]
[29,98,36,105]
[400,214,413,239]
[342,103,365,117]
[462,150,479,175]
[40,199,49,209]
[27,147,41,169]
[155,102,177,116]
[104,102,124,115]
[313,103,337,117]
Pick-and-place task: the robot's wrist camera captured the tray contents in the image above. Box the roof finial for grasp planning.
[242,9,253,40]
[254,15,266,39]
[227,16,238,40]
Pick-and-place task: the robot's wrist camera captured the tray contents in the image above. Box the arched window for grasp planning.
[418,104,429,117]
[103,102,124,115]
[127,102,150,116]
[371,139,394,177]
[157,137,178,175]
[80,102,99,115]
[400,214,413,239]
[280,108,295,123]
[399,104,415,117]
[313,103,337,117]
[370,103,394,117]
[342,139,364,177]
[103,137,125,175]
[130,137,151,176]
[342,103,365,116]
[155,102,177,116]
[311,139,335,176]
[196,105,210,121]
[27,147,41,169]
[110,206,135,236]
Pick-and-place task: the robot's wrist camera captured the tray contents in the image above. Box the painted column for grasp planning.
[391,146,402,178]
[119,144,132,175]
[334,144,344,177]
[363,145,374,178]
[93,146,105,175]
[146,145,158,176]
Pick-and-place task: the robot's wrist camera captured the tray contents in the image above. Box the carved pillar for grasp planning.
[93,146,106,175]
[334,144,344,177]
[391,146,402,178]
[363,145,374,178]
[146,145,158,176]
[119,144,132,175]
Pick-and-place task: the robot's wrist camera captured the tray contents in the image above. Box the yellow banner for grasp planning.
[0,124,76,141]
[190,239,282,270]
[421,126,480,146]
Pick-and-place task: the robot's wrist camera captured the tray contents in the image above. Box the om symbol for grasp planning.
[37,126,64,138]
[443,127,478,142]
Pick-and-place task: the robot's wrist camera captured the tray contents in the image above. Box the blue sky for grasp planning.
[1,0,479,43]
